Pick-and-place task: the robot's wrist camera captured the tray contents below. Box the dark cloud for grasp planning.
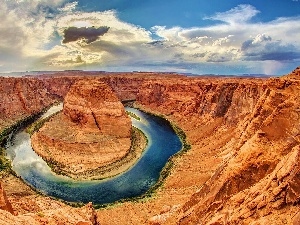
[206,52,235,62]
[192,52,206,58]
[245,50,300,61]
[241,35,272,51]
[147,40,165,46]
[62,26,110,44]
[242,41,300,61]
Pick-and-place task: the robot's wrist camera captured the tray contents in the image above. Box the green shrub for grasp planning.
[126,111,141,120]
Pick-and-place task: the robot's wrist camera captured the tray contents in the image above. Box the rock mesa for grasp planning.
[31,80,132,179]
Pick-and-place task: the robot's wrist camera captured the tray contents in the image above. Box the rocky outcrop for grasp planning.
[132,72,300,224]
[0,202,98,225]
[285,66,300,80]
[1,69,300,224]
[0,183,14,215]
[63,80,131,137]
[0,77,58,133]
[37,71,178,102]
[31,80,132,179]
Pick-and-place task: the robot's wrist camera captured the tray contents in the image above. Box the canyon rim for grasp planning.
[0,68,299,224]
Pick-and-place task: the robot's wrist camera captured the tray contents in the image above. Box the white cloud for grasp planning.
[149,8,300,67]
[204,4,260,24]
[59,1,78,12]
[0,2,299,74]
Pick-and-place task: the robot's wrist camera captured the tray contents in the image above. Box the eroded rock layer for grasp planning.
[0,77,58,134]
[0,183,14,215]
[1,68,300,224]
[0,201,98,225]
[31,80,132,178]
[131,68,300,225]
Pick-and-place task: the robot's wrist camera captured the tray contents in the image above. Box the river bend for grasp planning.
[5,107,182,205]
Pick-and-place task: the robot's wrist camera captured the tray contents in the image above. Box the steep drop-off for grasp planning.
[132,68,300,224]
[0,77,58,135]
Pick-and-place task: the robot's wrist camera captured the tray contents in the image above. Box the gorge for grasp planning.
[0,67,300,224]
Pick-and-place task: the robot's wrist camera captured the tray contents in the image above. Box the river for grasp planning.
[5,106,182,205]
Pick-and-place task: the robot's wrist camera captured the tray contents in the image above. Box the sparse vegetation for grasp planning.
[170,123,191,154]
[0,147,11,173]
[126,111,141,120]
[26,111,60,136]
[139,121,191,199]
[0,113,41,147]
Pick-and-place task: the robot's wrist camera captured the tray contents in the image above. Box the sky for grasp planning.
[0,0,300,75]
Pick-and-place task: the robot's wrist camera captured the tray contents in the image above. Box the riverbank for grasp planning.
[126,104,191,197]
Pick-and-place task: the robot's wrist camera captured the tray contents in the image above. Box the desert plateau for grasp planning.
[0,67,299,224]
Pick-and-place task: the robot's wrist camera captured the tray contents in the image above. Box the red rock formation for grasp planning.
[0,183,14,215]
[133,72,300,224]
[1,69,300,224]
[286,66,300,80]
[0,77,58,131]
[31,80,132,178]
[0,202,98,225]
[63,80,131,137]
[38,76,80,99]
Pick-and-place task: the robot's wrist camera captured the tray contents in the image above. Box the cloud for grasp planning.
[243,41,300,61]
[59,1,78,12]
[204,4,260,24]
[56,10,151,43]
[62,26,110,44]
[0,1,299,75]
[241,34,272,51]
[150,8,300,69]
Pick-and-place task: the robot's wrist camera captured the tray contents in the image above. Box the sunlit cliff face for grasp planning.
[0,1,300,74]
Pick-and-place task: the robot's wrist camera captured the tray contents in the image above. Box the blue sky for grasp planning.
[0,0,299,75]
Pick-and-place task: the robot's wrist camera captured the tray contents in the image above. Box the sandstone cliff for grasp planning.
[31,80,132,179]
[64,80,131,137]
[132,69,300,224]
[37,71,181,101]
[0,77,58,134]
[1,69,300,224]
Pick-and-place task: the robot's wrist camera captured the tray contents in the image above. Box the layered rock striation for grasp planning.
[0,77,58,135]
[31,80,132,179]
[1,68,300,224]
[132,69,300,224]
[0,183,14,215]
[63,80,131,138]
[0,201,98,225]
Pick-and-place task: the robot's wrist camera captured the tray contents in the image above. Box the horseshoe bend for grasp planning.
[0,68,300,224]
[31,80,136,180]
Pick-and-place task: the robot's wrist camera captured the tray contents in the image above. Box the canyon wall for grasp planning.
[133,68,300,224]
[0,77,58,134]
[37,72,181,101]
[0,68,300,224]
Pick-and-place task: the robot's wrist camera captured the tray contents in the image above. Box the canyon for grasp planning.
[0,67,299,224]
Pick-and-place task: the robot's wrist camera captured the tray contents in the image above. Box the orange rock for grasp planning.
[0,202,98,225]
[1,68,300,224]
[31,80,132,179]
[0,183,14,215]
[63,80,131,137]
[0,77,58,132]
